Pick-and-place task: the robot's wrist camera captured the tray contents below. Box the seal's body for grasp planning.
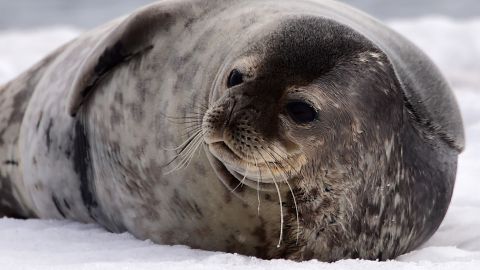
[0,0,464,261]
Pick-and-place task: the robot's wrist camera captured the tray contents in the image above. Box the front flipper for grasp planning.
[67,3,178,116]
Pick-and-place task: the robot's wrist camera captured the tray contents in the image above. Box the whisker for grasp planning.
[181,135,205,171]
[261,145,291,177]
[158,111,203,122]
[254,141,294,175]
[165,119,203,126]
[163,131,204,174]
[193,103,210,111]
[157,93,209,174]
[252,155,262,216]
[262,147,301,245]
[268,144,303,176]
[162,129,202,152]
[283,172,300,244]
[231,152,250,193]
[210,158,250,205]
[164,115,203,120]
[164,137,202,174]
[253,141,293,173]
[180,121,203,127]
[178,123,203,134]
[171,119,203,124]
[179,124,203,138]
[256,149,284,248]
[167,135,204,174]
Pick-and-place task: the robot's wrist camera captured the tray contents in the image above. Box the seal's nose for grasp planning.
[202,95,237,144]
[202,110,225,144]
[202,94,247,141]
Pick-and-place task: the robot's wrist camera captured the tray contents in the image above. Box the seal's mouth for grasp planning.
[205,142,301,192]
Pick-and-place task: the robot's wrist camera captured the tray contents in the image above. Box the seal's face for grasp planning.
[202,18,371,189]
[199,17,406,260]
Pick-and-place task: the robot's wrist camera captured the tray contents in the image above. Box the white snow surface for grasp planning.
[0,17,479,269]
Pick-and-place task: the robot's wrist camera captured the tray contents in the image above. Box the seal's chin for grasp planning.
[204,142,289,192]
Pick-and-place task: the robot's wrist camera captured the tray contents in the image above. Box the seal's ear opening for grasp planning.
[67,5,173,117]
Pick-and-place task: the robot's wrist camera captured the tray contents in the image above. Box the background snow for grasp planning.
[0,16,479,270]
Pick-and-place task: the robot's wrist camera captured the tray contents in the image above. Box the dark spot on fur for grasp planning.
[94,42,126,77]
[73,121,98,218]
[110,105,123,126]
[63,199,71,210]
[366,202,381,216]
[223,189,232,203]
[309,187,319,197]
[52,195,66,218]
[114,92,123,105]
[144,160,169,186]
[127,103,145,122]
[135,79,151,104]
[34,183,43,191]
[171,189,204,219]
[36,111,43,131]
[193,203,203,217]
[321,197,332,208]
[45,119,54,151]
[3,160,18,166]
[193,163,206,177]
[253,218,269,258]
[253,224,266,243]
[184,17,195,28]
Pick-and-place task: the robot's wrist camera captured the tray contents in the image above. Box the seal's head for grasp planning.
[201,16,438,261]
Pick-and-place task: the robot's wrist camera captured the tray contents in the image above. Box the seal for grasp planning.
[0,0,464,262]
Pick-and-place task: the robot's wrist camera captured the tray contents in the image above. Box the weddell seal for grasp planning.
[0,0,464,261]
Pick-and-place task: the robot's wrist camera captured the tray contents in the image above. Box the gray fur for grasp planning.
[0,0,463,262]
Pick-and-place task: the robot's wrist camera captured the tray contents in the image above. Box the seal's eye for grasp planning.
[286,101,318,124]
[227,69,244,88]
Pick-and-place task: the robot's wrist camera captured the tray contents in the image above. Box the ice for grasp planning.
[0,17,479,269]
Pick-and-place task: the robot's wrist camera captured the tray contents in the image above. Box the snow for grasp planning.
[0,17,479,269]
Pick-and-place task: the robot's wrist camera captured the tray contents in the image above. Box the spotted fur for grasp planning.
[0,0,463,261]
